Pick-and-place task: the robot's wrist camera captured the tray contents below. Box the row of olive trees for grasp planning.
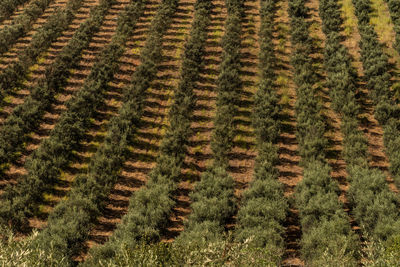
[0,0,146,232]
[0,0,53,56]
[288,0,359,264]
[172,0,243,253]
[351,0,400,186]
[384,0,400,53]
[27,0,181,263]
[321,0,400,256]
[348,0,400,245]
[82,0,212,264]
[353,0,400,189]
[0,0,114,177]
[233,0,288,264]
[36,0,181,263]
[0,0,30,23]
[0,0,85,99]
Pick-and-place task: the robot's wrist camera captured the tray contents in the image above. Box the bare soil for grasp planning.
[86,0,196,249]
[339,0,399,193]
[27,0,133,229]
[164,0,227,239]
[273,0,303,265]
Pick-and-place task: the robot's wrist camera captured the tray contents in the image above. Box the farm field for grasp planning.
[1,0,400,265]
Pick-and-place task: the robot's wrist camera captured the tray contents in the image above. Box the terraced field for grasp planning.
[1,0,400,265]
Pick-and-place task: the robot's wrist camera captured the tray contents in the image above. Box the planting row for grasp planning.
[173,0,243,252]
[288,0,358,264]
[350,0,400,246]
[0,0,113,179]
[384,0,400,53]
[0,0,86,100]
[0,0,30,23]
[30,0,184,263]
[234,0,288,264]
[84,0,211,263]
[0,0,146,231]
[351,0,400,182]
[0,0,53,56]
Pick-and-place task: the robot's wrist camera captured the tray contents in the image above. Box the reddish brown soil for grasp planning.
[27,0,99,85]
[180,1,225,183]
[0,0,33,29]
[273,0,303,266]
[86,0,196,249]
[0,0,99,124]
[163,0,227,240]
[0,0,102,197]
[368,0,400,190]
[307,0,347,207]
[229,0,258,200]
[224,0,259,232]
[339,0,399,194]
[0,0,68,70]
[26,0,134,229]
[307,0,361,237]
[2,0,399,263]
[0,0,70,125]
[165,0,259,241]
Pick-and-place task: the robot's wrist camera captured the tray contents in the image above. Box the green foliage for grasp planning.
[47,0,209,263]
[4,228,400,266]
[234,1,287,263]
[211,0,242,166]
[362,235,400,266]
[0,0,145,231]
[0,0,30,23]
[384,0,400,53]
[319,0,400,252]
[0,0,113,177]
[89,177,176,259]
[236,178,286,244]
[253,82,280,143]
[175,166,235,248]
[352,0,392,106]
[0,0,52,56]
[289,0,327,165]
[300,219,359,267]
[341,117,368,167]
[0,0,85,95]
[295,161,359,264]
[187,167,236,228]
[288,0,358,263]
[174,0,242,254]
[36,196,98,260]
[352,0,400,188]
[0,227,70,266]
[348,166,400,242]
[85,237,281,266]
